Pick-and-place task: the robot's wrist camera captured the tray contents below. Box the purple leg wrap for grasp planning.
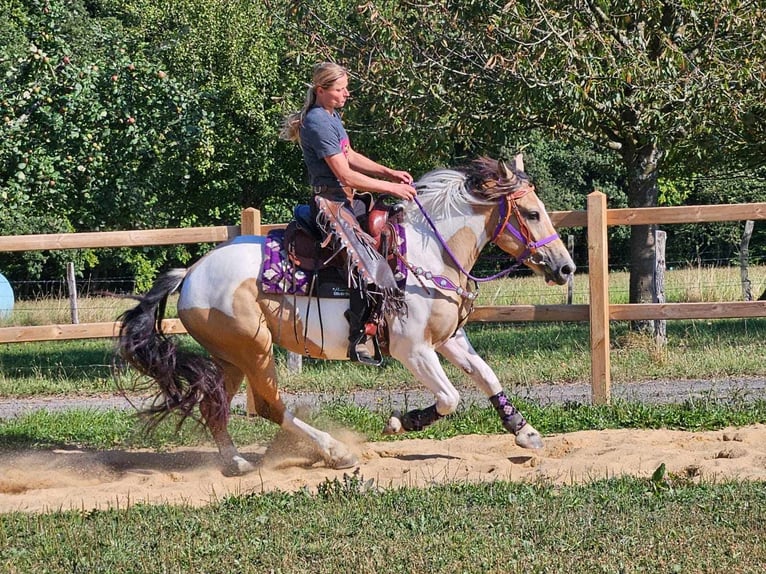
[399,404,443,431]
[489,392,527,434]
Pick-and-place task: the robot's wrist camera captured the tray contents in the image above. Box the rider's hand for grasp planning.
[388,182,417,201]
[390,169,414,185]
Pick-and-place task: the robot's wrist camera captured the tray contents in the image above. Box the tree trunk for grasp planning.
[623,141,664,334]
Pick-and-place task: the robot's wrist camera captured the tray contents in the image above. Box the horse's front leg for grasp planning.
[436,328,543,449]
[384,344,461,434]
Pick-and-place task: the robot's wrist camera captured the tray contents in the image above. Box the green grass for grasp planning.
[1,478,764,573]
[0,295,142,327]
[2,397,765,452]
[0,407,276,451]
[0,339,118,395]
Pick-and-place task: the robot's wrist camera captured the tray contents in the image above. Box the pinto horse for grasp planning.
[116,155,575,476]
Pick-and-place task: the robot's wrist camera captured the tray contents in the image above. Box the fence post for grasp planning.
[654,230,667,348]
[240,207,261,236]
[587,191,611,405]
[287,352,303,374]
[66,262,79,324]
[241,208,261,416]
[566,234,575,304]
[740,220,754,301]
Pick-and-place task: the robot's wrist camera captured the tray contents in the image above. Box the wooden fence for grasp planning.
[2,192,766,404]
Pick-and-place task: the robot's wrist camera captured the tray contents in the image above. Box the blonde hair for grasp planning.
[280,62,349,143]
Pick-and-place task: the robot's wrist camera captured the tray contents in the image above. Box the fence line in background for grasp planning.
[3,199,766,404]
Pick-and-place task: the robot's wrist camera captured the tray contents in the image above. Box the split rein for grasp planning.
[406,190,559,301]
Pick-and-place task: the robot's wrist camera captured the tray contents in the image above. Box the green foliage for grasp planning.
[0,0,214,282]
[661,169,766,266]
[288,1,766,305]
[90,0,308,221]
[286,1,766,165]
[2,0,766,288]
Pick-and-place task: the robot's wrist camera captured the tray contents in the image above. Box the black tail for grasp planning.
[115,269,228,430]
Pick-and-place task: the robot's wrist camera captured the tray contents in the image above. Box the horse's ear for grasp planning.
[497,159,513,180]
[514,153,524,173]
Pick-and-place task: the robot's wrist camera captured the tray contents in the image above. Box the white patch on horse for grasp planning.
[178,237,265,317]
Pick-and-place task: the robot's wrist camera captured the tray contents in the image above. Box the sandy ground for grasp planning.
[2,423,766,514]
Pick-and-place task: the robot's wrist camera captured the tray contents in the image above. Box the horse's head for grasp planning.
[474,155,576,285]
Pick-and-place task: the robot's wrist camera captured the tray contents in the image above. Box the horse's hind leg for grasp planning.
[436,328,543,449]
[239,351,359,470]
[200,360,256,476]
[184,303,357,471]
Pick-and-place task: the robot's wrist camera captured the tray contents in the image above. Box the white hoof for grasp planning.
[221,455,256,477]
[382,411,404,435]
[515,425,544,450]
[329,452,359,470]
[326,446,359,470]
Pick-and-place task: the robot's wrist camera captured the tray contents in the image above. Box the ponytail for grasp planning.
[279,85,316,143]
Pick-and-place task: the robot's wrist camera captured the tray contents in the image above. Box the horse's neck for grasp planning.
[403,202,492,276]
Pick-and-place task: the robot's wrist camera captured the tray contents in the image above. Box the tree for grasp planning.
[1,0,215,284]
[91,0,312,224]
[290,0,766,331]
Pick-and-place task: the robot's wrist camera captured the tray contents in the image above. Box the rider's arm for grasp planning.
[346,148,413,185]
[324,151,416,201]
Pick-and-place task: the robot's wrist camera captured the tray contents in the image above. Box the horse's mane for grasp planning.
[412,156,529,220]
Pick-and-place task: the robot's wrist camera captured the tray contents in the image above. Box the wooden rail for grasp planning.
[3,202,766,404]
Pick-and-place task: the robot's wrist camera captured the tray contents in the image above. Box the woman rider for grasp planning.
[280,62,417,365]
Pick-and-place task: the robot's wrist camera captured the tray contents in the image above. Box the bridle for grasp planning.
[407,188,559,300]
[491,188,560,263]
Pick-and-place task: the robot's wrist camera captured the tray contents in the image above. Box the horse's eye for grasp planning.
[526,211,540,222]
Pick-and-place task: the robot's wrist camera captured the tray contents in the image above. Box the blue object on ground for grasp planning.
[0,273,14,318]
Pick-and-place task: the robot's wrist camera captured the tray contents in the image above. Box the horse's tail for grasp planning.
[115,268,228,430]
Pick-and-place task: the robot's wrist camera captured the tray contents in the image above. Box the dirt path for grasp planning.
[2,376,766,420]
[2,423,766,513]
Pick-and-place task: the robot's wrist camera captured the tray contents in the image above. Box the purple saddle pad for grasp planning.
[260,230,311,295]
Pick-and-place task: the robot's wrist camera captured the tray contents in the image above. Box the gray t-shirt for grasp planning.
[300,106,349,187]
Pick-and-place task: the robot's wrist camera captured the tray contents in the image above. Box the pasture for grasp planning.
[1,267,766,571]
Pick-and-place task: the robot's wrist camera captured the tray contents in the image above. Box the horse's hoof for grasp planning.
[221,456,256,477]
[328,451,359,470]
[515,427,544,450]
[382,411,404,435]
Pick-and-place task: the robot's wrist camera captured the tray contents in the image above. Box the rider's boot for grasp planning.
[346,287,381,366]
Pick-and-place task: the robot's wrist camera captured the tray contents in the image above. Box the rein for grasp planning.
[410,190,559,299]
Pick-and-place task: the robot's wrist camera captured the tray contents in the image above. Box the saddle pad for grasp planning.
[260,229,311,295]
[260,225,408,296]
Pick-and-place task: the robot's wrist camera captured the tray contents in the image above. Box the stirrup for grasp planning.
[348,335,383,367]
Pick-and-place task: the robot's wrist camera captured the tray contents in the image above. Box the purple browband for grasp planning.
[492,196,560,263]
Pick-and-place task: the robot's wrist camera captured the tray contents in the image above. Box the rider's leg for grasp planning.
[346,281,378,365]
